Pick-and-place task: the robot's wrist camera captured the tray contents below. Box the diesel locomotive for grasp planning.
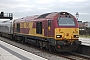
[0,12,81,52]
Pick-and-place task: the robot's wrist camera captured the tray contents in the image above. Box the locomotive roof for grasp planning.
[14,12,72,23]
[14,15,39,23]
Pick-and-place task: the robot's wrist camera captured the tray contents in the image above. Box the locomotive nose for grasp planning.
[55,28,79,40]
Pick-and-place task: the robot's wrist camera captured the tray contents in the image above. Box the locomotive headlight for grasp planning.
[74,35,79,38]
[57,36,60,38]
[56,35,62,38]
[76,35,79,38]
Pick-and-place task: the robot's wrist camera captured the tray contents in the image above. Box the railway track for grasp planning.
[0,37,90,60]
[59,52,90,60]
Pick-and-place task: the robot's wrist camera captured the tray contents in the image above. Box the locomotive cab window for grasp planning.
[17,23,20,32]
[48,20,51,27]
[58,17,75,26]
[36,22,42,34]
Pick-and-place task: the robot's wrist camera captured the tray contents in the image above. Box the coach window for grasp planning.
[17,23,20,33]
[36,22,42,34]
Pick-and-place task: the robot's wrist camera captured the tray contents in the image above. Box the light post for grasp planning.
[76,12,79,20]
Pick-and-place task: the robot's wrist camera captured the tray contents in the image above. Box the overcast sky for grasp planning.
[0,0,90,22]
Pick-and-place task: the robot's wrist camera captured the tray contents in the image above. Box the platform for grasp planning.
[0,40,47,60]
[79,37,90,46]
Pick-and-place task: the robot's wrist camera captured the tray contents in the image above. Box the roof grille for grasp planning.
[37,13,50,19]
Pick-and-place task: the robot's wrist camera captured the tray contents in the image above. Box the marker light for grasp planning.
[63,13,65,14]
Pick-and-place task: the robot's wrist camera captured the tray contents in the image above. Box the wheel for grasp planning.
[21,37,25,44]
[40,46,43,49]
[46,43,53,52]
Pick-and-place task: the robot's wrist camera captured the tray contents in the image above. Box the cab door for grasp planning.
[44,20,51,37]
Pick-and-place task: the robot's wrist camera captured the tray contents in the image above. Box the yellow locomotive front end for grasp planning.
[53,12,81,52]
[55,28,79,41]
[54,28,81,52]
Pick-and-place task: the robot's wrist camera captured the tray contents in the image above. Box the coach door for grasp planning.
[17,23,20,33]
